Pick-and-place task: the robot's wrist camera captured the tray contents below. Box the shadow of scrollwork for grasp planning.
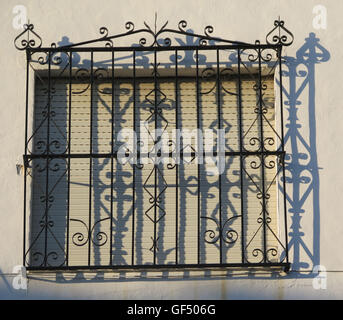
[280,32,330,273]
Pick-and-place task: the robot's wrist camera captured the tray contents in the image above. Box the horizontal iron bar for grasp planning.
[26,262,291,273]
[25,150,285,160]
[28,43,281,53]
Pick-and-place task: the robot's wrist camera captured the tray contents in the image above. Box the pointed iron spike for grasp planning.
[154,12,157,34]
[144,21,152,32]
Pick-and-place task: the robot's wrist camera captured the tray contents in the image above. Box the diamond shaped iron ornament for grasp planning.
[145,88,167,107]
[144,166,167,224]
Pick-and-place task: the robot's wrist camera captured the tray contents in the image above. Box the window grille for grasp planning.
[15,18,293,271]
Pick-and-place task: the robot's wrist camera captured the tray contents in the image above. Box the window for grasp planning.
[18,19,292,271]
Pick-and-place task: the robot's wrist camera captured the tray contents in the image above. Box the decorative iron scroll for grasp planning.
[266,18,294,46]
[16,18,292,272]
[14,17,293,50]
[14,23,42,50]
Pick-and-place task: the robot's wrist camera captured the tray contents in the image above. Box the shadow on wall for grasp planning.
[24,32,330,285]
[281,32,329,274]
[51,31,218,70]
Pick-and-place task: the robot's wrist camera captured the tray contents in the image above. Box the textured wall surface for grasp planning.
[0,0,342,299]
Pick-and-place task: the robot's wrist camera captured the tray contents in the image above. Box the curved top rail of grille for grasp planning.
[14,17,293,51]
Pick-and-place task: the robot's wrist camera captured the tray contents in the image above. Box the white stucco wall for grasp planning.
[0,0,342,299]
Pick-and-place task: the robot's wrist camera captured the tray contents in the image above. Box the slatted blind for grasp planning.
[28,74,280,267]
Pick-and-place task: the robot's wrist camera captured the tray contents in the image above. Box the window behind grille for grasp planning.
[28,74,280,268]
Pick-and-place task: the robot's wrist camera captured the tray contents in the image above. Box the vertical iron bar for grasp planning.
[88,50,94,266]
[175,49,179,265]
[66,51,72,266]
[132,51,136,265]
[258,48,267,263]
[237,49,245,263]
[278,45,289,264]
[23,165,27,266]
[196,49,200,265]
[44,52,52,267]
[110,50,114,265]
[216,49,223,264]
[23,51,30,266]
[153,50,157,265]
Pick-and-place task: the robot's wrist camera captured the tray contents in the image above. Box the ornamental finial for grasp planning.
[266,17,294,46]
[14,22,42,50]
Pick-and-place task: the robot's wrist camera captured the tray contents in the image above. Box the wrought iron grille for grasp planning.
[15,18,293,271]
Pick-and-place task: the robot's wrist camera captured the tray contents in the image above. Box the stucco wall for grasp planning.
[0,0,342,299]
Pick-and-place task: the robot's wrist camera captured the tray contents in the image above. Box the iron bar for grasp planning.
[110,50,115,266]
[43,52,51,267]
[23,52,30,266]
[26,262,291,272]
[25,150,285,160]
[196,49,200,264]
[216,49,223,264]
[88,50,94,266]
[257,48,267,263]
[132,51,136,265]
[278,46,289,264]
[66,50,72,266]
[153,50,157,265]
[237,49,245,264]
[175,49,179,265]
[28,44,281,53]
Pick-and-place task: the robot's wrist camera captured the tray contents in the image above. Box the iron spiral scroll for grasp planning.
[14,17,294,51]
